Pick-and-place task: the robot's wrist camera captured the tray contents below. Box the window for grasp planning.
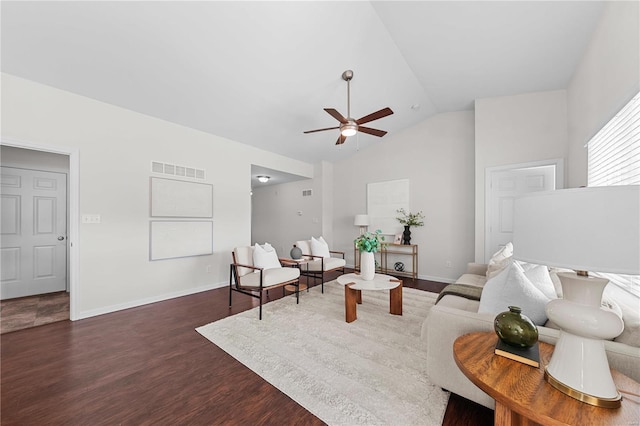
[587,91,640,297]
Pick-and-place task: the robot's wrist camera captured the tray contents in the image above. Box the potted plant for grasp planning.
[354,230,384,280]
[396,208,425,245]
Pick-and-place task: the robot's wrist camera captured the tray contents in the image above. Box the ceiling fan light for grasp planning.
[341,123,357,137]
[257,175,270,183]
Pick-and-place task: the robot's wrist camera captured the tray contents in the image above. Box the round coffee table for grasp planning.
[336,273,403,322]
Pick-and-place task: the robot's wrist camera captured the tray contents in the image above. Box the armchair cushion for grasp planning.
[253,243,281,270]
[234,246,255,277]
[239,267,300,288]
[305,257,347,272]
[295,240,313,260]
[310,236,330,258]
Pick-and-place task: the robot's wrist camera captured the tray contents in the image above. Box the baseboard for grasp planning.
[419,274,456,284]
[75,280,228,320]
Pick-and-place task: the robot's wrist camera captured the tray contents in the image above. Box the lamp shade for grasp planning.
[512,185,640,275]
[354,214,370,227]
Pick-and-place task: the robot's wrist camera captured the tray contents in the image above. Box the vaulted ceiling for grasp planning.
[1,1,604,164]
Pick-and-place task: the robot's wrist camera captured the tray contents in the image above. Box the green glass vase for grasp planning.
[494,306,539,348]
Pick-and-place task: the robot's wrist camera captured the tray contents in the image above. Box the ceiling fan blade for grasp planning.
[356,107,394,125]
[358,126,387,137]
[303,126,340,134]
[335,134,347,145]
[324,108,348,123]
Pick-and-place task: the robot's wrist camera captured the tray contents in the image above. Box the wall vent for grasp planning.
[302,189,313,197]
[151,161,205,180]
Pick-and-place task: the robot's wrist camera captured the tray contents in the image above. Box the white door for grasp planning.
[1,166,67,299]
[486,165,556,262]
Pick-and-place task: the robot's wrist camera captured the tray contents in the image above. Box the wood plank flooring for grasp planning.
[1,291,70,334]
[1,271,493,425]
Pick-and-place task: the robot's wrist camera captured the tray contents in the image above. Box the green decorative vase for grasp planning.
[494,306,538,348]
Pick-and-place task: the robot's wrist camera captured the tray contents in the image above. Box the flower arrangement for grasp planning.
[354,230,385,253]
[396,208,425,227]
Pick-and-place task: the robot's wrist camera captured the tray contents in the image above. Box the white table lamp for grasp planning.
[354,214,369,235]
[513,185,640,408]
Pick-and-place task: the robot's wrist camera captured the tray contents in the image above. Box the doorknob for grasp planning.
[57,236,65,241]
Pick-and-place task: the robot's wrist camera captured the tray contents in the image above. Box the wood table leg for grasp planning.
[390,281,403,315]
[356,289,362,304]
[345,284,357,323]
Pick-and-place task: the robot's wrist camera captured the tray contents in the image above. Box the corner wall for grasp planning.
[1,73,314,319]
[474,90,569,262]
[567,0,640,188]
[333,111,476,283]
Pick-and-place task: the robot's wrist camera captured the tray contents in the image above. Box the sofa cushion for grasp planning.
[456,273,487,287]
[487,242,513,278]
[437,294,482,312]
[478,260,550,325]
[516,261,557,300]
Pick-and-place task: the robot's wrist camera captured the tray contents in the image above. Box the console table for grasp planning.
[353,243,418,280]
[453,332,640,426]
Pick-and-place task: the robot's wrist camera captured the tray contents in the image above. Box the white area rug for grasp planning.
[196,280,449,425]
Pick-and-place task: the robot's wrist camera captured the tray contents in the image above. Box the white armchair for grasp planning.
[229,245,301,320]
[295,237,346,293]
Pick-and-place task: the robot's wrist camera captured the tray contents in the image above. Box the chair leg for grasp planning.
[259,291,263,320]
[296,282,299,304]
[228,265,233,308]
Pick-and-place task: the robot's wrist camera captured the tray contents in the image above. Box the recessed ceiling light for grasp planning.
[257,175,270,183]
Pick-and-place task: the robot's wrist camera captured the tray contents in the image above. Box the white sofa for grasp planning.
[421,262,640,409]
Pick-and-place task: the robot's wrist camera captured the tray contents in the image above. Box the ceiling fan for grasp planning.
[304,70,394,145]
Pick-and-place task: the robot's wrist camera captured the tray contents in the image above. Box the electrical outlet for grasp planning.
[445,261,452,268]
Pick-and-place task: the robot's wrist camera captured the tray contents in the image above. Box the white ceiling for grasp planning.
[1,1,604,167]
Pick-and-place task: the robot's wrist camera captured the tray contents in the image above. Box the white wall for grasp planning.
[474,90,568,262]
[251,174,320,256]
[567,0,640,188]
[333,111,476,283]
[1,73,314,319]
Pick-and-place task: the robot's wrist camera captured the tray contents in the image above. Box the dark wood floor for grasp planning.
[0,271,493,425]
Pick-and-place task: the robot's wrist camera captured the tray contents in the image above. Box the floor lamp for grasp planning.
[512,185,640,408]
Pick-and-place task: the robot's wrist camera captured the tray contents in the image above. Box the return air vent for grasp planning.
[151,161,205,180]
[302,189,313,197]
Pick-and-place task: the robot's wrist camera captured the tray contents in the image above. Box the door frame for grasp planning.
[484,158,564,263]
[1,138,80,320]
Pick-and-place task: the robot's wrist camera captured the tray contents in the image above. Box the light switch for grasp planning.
[82,214,101,224]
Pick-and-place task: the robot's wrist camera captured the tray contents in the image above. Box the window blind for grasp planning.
[587,91,640,297]
[588,93,640,187]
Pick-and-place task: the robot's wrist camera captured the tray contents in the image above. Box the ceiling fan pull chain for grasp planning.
[347,75,351,119]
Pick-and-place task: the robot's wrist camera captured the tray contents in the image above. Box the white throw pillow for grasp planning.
[253,243,282,270]
[515,261,558,300]
[487,242,513,278]
[478,260,550,325]
[310,236,330,258]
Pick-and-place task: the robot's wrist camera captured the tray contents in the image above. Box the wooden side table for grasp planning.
[453,332,640,426]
